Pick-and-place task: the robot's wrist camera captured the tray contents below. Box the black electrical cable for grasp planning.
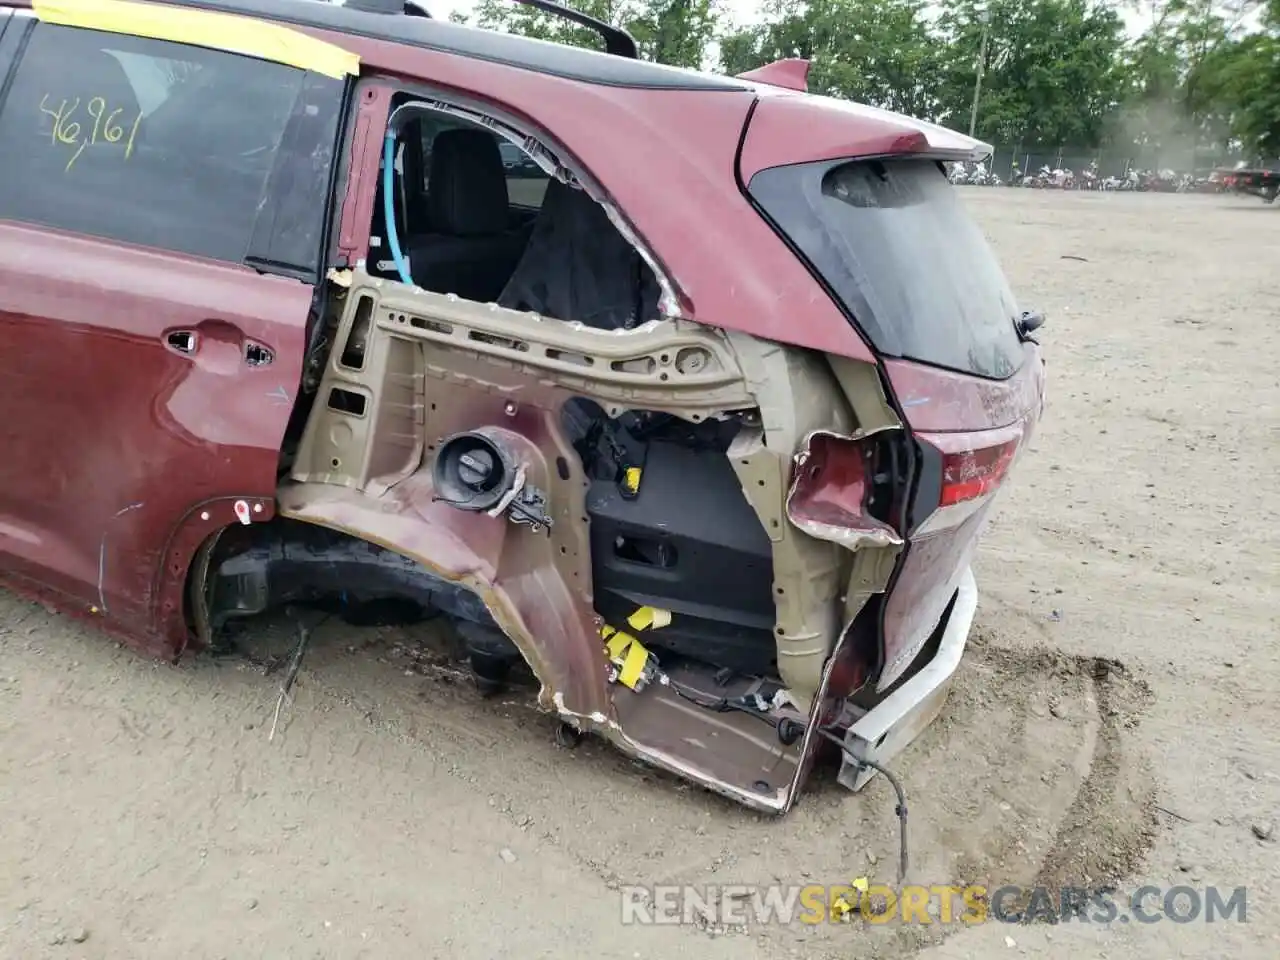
[666,679,779,728]
[431,490,480,508]
[817,728,909,884]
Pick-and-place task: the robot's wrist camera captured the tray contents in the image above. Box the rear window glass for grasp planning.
[0,23,344,273]
[749,158,1023,380]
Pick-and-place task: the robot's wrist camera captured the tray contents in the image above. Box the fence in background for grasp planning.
[984,146,1244,178]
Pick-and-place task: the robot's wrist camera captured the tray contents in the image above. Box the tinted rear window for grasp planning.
[749,158,1023,380]
[0,23,344,275]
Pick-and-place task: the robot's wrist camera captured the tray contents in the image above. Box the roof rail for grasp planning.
[507,0,638,58]
[326,0,636,58]
[341,0,431,15]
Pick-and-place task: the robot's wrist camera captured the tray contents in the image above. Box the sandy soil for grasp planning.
[2,190,1277,960]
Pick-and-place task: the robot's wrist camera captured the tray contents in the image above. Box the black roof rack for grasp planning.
[342,0,430,15]
[327,0,636,58]
[509,0,637,59]
[158,0,744,90]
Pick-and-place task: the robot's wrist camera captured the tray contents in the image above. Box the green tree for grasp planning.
[718,0,941,117]
[628,0,720,67]
[1117,1,1262,157]
[460,0,718,67]
[1217,0,1280,159]
[466,0,634,51]
[933,0,1131,146]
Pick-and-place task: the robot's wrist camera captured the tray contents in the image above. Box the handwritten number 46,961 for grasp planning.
[39,94,143,172]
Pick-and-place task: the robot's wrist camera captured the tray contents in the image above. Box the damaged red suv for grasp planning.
[0,0,1045,815]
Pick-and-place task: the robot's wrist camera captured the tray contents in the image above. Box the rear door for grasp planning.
[747,150,1045,689]
[0,8,351,638]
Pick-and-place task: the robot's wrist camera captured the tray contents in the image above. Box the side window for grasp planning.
[373,97,660,330]
[0,23,344,273]
[418,115,550,212]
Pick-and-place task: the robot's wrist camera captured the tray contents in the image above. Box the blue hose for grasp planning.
[382,132,413,286]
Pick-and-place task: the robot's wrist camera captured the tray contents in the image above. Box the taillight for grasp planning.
[939,437,1019,506]
[912,426,1024,535]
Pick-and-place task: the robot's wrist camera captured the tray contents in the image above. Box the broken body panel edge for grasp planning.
[259,269,910,812]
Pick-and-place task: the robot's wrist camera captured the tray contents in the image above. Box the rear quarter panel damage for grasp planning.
[281,271,903,810]
[300,28,879,361]
[287,272,755,718]
[877,347,1046,688]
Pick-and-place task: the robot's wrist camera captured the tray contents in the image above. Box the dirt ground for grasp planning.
[2,190,1277,960]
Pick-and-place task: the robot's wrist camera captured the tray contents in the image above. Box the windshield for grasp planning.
[749,158,1023,380]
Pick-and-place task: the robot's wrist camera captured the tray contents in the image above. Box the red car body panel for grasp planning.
[0,221,309,650]
[734,57,810,92]
[879,349,1046,685]
[285,28,880,362]
[0,0,1046,812]
[737,91,986,182]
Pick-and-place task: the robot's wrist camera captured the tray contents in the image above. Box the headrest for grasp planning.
[427,128,510,236]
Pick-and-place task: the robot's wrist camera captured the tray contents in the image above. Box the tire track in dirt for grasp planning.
[214,609,1162,960]
[1029,656,1158,904]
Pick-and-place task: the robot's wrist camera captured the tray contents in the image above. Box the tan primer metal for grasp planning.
[281,269,903,810]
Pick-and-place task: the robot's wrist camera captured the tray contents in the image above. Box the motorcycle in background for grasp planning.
[946,161,1003,187]
[967,163,1002,186]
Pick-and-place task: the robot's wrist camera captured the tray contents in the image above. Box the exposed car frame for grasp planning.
[0,0,1044,828]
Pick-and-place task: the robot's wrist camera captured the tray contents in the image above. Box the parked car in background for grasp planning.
[498,140,542,177]
[1216,165,1280,203]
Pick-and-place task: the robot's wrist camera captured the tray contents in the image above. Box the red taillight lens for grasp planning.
[939,437,1019,506]
[913,426,1025,535]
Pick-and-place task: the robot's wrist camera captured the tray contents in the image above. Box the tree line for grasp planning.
[454,0,1280,164]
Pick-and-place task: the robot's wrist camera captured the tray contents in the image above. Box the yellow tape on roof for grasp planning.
[32,0,359,79]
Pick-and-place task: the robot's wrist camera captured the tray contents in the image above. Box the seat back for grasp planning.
[407,128,524,301]
[425,128,511,236]
[497,179,660,330]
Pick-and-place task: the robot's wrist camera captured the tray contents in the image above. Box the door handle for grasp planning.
[166,330,198,354]
[244,341,274,367]
[165,324,273,368]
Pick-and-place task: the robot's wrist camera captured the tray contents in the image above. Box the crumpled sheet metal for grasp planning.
[785,429,904,551]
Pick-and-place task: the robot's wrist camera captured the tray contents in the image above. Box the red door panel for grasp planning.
[0,222,310,635]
